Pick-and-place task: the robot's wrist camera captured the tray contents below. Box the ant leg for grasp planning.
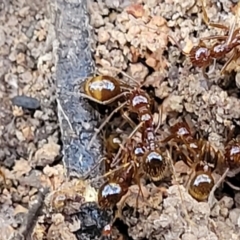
[207,58,217,77]
[102,65,141,87]
[208,168,229,208]
[111,122,143,168]
[200,35,227,42]
[202,66,209,80]
[161,134,179,143]
[220,49,237,75]
[82,157,107,180]
[89,162,131,183]
[154,104,163,133]
[134,172,144,211]
[120,108,137,129]
[167,35,189,56]
[166,149,196,228]
[74,91,126,105]
[87,101,128,150]
[201,0,229,31]
[225,180,240,191]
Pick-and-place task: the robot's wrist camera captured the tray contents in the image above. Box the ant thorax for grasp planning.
[194,46,211,61]
[213,44,225,54]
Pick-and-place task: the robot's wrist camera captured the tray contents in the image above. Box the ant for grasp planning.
[169,0,240,79]
[81,67,151,150]
[162,121,222,201]
[81,65,169,182]
[97,138,146,238]
[97,133,138,209]
[210,137,240,195]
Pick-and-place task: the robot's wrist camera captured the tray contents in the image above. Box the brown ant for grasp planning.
[97,138,145,238]
[213,138,240,193]
[81,67,151,150]
[81,65,169,183]
[162,122,222,201]
[169,0,240,79]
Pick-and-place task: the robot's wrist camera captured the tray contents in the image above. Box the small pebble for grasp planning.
[229,208,240,226]
[220,207,229,218]
[234,192,240,208]
[219,196,234,209]
[0,28,6,47]
[211,204,220,217]
[11,95,40,110]
[182,233,197,240]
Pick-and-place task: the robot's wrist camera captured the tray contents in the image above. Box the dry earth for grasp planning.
[1,0,240,240]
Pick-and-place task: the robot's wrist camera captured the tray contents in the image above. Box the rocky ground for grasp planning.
[1,0,240,239]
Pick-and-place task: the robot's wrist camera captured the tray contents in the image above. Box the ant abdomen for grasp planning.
[84,75,121,102]
[188,170,214,201]
[98,164,134,209]
[142,149,168,181]
[98,180,129,209]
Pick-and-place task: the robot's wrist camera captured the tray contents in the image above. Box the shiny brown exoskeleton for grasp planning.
[104,132,122,162]
[127,89,169,181]
[98,164,133,209]
[84,69,168,182]
[142,149,169,181]
[82,69,159,151]
[188,167,215,201]
[84,75,122,103]
[187,140,221,201]
[169,0,240,79]
[98,144,135,209]
[224,139,240,170]
[162,122,194,144]
[162,121,222,201]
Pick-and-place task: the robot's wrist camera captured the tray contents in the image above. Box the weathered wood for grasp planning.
[50,0,102,178]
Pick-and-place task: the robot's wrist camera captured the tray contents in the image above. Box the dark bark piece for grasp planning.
[51,0,102,178]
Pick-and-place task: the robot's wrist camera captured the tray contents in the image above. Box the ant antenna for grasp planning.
[100,65,142,87]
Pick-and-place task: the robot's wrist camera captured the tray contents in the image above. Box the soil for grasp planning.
[1,0,240,240]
